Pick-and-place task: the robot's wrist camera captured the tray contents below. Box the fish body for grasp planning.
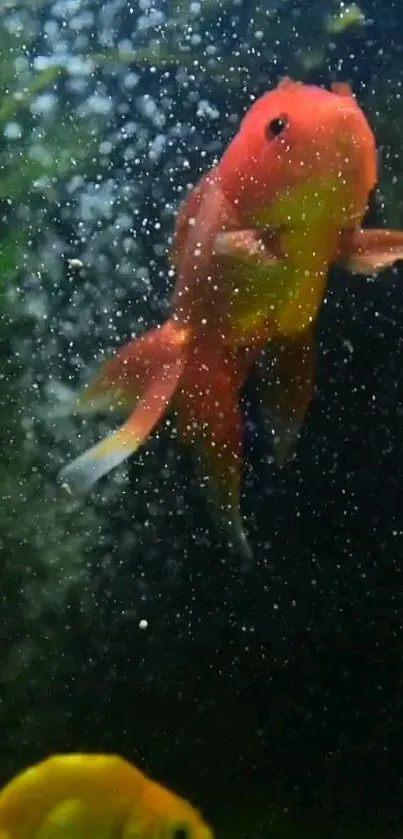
[59,77,403,558]
[0,753,212,839]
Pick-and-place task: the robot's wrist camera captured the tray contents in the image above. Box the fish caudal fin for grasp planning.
[260,328,316,466]
[177,345,252,561]
[58,320,187,494]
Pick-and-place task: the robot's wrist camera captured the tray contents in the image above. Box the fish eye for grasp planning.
[167,822,192,839]
[265,114,288,140]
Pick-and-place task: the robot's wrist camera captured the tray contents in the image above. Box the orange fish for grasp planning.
[0,753,212,839]
[59,77,403,559]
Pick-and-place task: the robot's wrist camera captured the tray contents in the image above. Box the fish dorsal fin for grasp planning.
[331,81,353,98]
[277,76,302,92]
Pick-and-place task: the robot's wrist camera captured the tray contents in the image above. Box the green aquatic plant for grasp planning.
[0,4,111,772]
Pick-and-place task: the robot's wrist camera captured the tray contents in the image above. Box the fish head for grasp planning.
[157,817,214,839]
[217,77,377,230]
[125,778,214,839]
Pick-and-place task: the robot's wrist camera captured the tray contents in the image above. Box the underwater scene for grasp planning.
[1,0,403,836]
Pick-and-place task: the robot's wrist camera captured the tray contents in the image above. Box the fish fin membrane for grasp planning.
[177,345,253,561]
[331,81,353,98]
[36,799,88,839]
[58,320,187,493]
[259,328,316,466]
[76,321,188,414]
[339,227,403,274]
[277,77,302,92]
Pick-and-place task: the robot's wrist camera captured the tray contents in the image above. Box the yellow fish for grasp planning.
[0,753,213,839]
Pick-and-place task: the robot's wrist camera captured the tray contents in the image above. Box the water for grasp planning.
[0,0,403,834]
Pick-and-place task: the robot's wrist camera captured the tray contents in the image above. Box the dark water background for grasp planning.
[1,0,403,834]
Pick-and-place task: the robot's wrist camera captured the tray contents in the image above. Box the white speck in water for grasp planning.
[4,122,22,140]
[67,258,84,270]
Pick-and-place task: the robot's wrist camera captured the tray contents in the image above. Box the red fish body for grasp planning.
[59,78,403,558]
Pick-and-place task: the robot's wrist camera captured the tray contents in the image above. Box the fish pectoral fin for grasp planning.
[339,227,403,274]
[177,347,252,561]
[58,357,184,494]
[36,799,88,839]
[213,228,283,269]
[260,328,316,466]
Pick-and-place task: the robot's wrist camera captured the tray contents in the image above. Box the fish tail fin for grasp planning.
[58,320,188,493]
[177,344,253,561]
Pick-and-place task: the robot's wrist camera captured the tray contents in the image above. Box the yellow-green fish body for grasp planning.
[0,754,212,839]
